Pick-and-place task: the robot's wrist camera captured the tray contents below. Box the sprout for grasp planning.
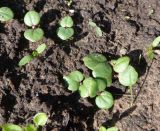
[33,112,48,126]
[0,7,14,22]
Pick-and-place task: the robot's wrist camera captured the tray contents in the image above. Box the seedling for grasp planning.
[99,126,118,131]
[19,43,46,66]
[89,19,103,37]
[111,56,138,104]
[0,7,14,22]
[64,53,114,109]
[65,0,73,6]
[147,36,160,59]
[0,112,48,131]
[57,16,74,40]
[24,11,44,42]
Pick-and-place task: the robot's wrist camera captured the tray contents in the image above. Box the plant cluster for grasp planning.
[0,112,48,131]
[64,53,139,109]
[0,7,14,22]
[147,36,160,59]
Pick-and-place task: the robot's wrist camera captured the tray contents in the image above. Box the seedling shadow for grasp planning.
[34,0,46,12]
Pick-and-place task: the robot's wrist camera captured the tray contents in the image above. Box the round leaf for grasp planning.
[19,55,34,66]
[33,112,48,126]
[68,71,84,82]
[60,16,73,27]
[57,27,74,40]
[26,124,37,131]
[36,43,47,54]
[112,56,130,73]
[83,53,107,70]
[95,91,114,109]
[152,36,160,47]
[119,65,138,87]
[99,126,107,131]
[2,124,23,131]
[24,11,40,27]
[92,63,112,87]
[0,7,14,22]
[24,28,44,42]
[96,78,107,92]
[63,76,80,91]
[79,77,98,98]
[106,127,118,131]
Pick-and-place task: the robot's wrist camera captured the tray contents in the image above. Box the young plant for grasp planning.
[65,0,73,6]
[147,36,160,59]
[89,19,103,37]
[99,126,118,131]
[24,11,44,42]
[57,16,74,40]
[0,112,48,131]
[19,43,46,66]
[111,56,138,104]
[64,53,114,109]
[0,7,14,22]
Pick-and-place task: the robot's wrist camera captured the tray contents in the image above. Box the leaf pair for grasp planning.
[57,16,74,40]
[89,19,103,37]
[0,7,14,22]
[19,43,46,66]
[24,11,44,42]
[1,112,48,131]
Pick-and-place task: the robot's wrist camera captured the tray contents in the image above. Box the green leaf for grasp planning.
[25,124,37,131]
[0,7,14,22]
[92,63,112,87]
[111,56,130,73]
[24,28,44,42]
[119,65,138,87]
[36,43,47,54]
[95,78,107,92]
[24,11,40,27]
[106,127,118,131]
[96,27,103,37]
[63,76,80,92]
[19,55,34,66]
[152,36,160,47]
[89,20,97,27]
[60,16,73,27]
[95,91,114,109]
[33,112,48,126]
[147,46,155,60]
[99,126,107,131]
[57,27,74,40]
[2,124,23,131]
[83,53,107,70]
[79,77,98,98]
[63,71,84,92]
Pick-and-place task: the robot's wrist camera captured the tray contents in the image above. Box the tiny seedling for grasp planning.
[19,43,46,66]
[57,16,74,40]
[89,19,103,37]
[24,11,44,42]
[64,53,114,109]
[0,7,14,22]
[65,0,73,6]
[147,36,160,59]
[111,56,138,104]
[0,112,48,131]
[99,126,118,131]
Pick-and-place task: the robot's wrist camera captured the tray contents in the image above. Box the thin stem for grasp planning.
[130,86,133,106]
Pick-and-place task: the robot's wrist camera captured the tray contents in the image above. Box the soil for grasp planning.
[0,0,160,131]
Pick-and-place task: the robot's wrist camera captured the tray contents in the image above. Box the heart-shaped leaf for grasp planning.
[0,7,14,22]
[79,77,98,98]
[83,53,107,70]
[24,11,40,27]
[95,91,114,109]
[57,27,74,40]
[92,63,112,87]
[2,124,23,131]
[119,65,138,87]
[33,112,48,126]
[25,124,37,131]
[60,16,73,27]
[24,28,44,42]
[19,55,34,66]
[111,56,130,73]
[63,71,84,92]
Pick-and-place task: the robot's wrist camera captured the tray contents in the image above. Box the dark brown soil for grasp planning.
[0,0,160,131]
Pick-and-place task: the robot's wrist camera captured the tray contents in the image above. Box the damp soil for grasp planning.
[0,0,160,131]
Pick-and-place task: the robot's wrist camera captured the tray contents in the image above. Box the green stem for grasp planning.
[130,86,133,106]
